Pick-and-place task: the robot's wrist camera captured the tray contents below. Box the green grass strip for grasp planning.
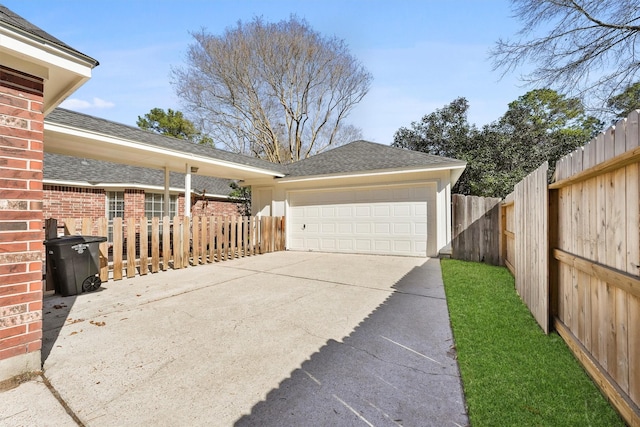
[441,259,625,427]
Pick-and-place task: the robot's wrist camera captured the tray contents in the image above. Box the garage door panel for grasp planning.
[374,240,391,251]
[306,238,320,250]
[373,205,390,216]
[393,223,411,234]
[321,239,335,249]
[355,206,371,217]
[338,240,353,250]
[306,207,320,217]
[337,206,352,216]
[374,223,390,234]
[355,240,372,251]
[337,223,352,234]
[322,223,335,233]
[393,205,411,217]
[321,207,335,217]
[355,223,371,233]
[393,240,412,252]
[288,185,431,256]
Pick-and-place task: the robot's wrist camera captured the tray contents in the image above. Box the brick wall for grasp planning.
[124,189,145,219]
[44,185,105,219]
[0,65,45,379]
[182,197,241,217]
[42,185,241,221]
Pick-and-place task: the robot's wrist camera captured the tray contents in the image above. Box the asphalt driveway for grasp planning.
[2,251,468,426]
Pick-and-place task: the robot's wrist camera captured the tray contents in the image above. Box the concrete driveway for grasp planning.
[2,252,468,426]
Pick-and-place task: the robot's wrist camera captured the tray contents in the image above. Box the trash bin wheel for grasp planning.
[82,275,101,292]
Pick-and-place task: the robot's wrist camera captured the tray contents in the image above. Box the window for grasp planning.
[107,191,125,241]
[107,191,125,220]
[145,193,176,219]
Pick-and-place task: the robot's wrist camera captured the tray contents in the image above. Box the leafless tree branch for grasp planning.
[492,0,640,102]
[171,17,372,163]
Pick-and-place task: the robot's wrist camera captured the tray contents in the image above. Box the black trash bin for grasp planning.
[44,235,107,296]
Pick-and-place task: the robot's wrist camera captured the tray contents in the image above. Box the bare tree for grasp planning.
[172,16,372,163]
[492,0,640,101]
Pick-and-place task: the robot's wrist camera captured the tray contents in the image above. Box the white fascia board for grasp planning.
[0,30,95,76]
[276,164,467,184]
[44,179,231,199]
[44,122,285,178]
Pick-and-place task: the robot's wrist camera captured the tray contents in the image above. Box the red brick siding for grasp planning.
[189,199,242,217]
[44,185,105,219]
[42,186,240,220]
[0,65,44,364]
[124,189,145,219]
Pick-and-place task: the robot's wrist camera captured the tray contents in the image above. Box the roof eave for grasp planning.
[43,121,286,180]
[0,22,98,115]
[277,163,467,184]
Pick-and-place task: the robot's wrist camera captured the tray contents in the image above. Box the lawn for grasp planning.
[440,259,625,427]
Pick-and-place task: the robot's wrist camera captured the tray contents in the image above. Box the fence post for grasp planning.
[113,217,123,280]
[97,217,108,281]
[548,189,560,324]
[44,218,57,292]
[126,217,136,278]
[182,216,190,268]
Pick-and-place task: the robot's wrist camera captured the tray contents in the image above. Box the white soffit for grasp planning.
[0,24,97,114]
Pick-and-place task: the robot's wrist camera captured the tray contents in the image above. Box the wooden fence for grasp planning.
[500,110,640,425]
[512,162,550,333]
[45,215,285,288]
[451,194,501,265]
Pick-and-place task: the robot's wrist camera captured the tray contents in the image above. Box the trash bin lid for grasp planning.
[44,235,107,246]
[81,235,108,244]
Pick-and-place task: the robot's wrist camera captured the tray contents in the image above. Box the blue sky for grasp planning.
[4,0,532,145]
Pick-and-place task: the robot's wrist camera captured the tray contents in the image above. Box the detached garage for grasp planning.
[247,141,466,257]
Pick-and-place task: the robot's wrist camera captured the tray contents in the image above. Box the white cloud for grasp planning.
[60,97,115,110]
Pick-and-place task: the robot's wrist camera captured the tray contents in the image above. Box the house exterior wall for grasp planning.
[0,65,45,379]
[188,198,240,217]
[44,185,105,219]
[43,185,240,220]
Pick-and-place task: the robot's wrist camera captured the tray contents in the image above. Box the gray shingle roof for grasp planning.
[0,5,98,66]
[281,140,466,177]
[44,152,234,197]
[46,108,286,174]
[45,110,464,181]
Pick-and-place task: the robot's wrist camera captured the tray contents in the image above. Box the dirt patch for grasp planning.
[0,371,41,392]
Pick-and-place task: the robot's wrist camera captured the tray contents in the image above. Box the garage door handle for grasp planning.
[302,224,306,230]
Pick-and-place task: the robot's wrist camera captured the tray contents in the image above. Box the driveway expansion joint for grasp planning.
[40,372,84,427]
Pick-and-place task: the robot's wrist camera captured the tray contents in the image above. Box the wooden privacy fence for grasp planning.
[45,215,285,286]
[451,194,501,265]
[500,110,640,425]
[509,162,550,334]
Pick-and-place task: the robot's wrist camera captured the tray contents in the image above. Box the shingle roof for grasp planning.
[45,110,464,181]
[44,152,234,197]
[0,5,98,66]
[46,108,287,174]
[281,140,466,177]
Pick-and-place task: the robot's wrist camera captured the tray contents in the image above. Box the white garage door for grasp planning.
[288,185,433,257]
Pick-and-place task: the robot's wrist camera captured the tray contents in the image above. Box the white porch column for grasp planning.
[184,163,192,217]
[163,166,170,218]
